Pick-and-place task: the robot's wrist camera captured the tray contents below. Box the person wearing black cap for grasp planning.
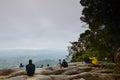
[26,59,35,76]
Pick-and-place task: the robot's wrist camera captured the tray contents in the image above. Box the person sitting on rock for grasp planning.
[84,55,91,63]
[19,63,24,68]
[62,59,68,68]
[89,56,98,65]
[26,59,35,76]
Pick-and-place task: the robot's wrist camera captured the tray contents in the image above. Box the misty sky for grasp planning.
[0,0,87,50]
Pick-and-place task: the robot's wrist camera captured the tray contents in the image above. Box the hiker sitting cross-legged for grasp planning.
[61,59,68,68]
[26,59,35,76]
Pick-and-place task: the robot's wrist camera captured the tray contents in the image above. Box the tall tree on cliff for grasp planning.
[69,0,120,62]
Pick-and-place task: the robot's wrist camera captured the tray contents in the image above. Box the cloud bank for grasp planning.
[0,0,87,50]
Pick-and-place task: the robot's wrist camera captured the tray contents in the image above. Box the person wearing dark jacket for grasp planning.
[84,55,91,63]
[26,59,35,76]
[62,59,68,68]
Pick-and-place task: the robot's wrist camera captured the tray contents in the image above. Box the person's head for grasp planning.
[29,59,32,64]
[59,59,61,61]
[47,64,49,67]
[63,59,66,62]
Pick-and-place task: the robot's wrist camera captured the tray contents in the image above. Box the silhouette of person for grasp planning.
[19,63,24,68]
[84,55,91,63]
[62,59,68,68]
[26,59,35,76]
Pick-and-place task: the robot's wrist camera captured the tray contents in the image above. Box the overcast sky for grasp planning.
[0,0,87,50]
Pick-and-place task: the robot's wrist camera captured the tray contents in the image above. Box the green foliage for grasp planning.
[68,0,120,62]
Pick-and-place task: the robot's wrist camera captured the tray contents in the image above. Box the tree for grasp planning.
[68,0,120,62]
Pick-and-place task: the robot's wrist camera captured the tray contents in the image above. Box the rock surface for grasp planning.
[0,62,120,80]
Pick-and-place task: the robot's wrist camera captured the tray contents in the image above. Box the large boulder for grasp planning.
[0,62,119,80]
